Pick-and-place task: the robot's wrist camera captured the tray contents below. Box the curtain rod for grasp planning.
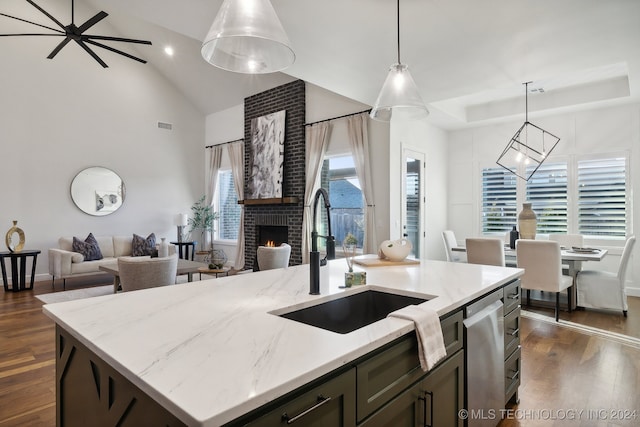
[305,109,371,127]
[205,138,243,149]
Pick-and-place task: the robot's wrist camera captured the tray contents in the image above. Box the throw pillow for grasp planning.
[132,233,156,256]
[72,233,103,261]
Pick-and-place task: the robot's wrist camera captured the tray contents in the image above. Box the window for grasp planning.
[481,167,517,233]
[215,170,241,240]
[525,162,568,234]
[577,157,627,237]
[322,156,364,249]
[480,154,628,238]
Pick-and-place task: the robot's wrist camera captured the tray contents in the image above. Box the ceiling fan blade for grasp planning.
[0,33,64,37]
[84,39,147,64]
[25,0,65,30]
[47,37,72,59]
[0,12,64,33]
[75,40,108,68]
[77,11,108,34]
[84,34,152,45]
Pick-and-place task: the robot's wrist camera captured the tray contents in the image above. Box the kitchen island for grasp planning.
[43,259,523,426]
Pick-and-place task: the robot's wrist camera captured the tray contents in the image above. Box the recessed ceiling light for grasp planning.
[164,46,174,56]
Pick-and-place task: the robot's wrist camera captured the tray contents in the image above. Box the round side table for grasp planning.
[197,266,230,280]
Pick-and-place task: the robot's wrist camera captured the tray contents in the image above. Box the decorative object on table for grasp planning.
[518,203,537,240]
[509,226,519,249]
[174,213,188,242]
[201,0,295,74]
[70,167,125,216]
[0,0,152,68]
[378,238,413,262]
[188,196,219,252]
[210,249,228,269]
[159,238,169,258]
[496,82,561,181]
[248,110,286,199]
[370,0,429,122]
[5,220,25,252]
[342,233,365,287]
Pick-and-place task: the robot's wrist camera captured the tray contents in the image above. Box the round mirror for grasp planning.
[70,167,126,216]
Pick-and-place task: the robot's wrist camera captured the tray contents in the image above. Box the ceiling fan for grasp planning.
[0,0,152,68]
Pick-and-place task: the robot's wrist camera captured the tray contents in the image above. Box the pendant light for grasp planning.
[201,0,295,74]
[496,82,561,181]
[370,0,429,122]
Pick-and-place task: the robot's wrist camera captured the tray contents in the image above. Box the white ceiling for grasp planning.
[9,0,640,129]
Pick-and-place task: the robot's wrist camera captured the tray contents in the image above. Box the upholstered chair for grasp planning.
[516,240,573,321]
[576,236,636,316]
[465,238,505,267]
[117,254,178,292]
[257,243,291,271]
[442,230,462,262]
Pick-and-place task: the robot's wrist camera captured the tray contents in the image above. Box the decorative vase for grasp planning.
[210,249,228,269]
[159,237,169,258]
[5,220,25,252]
[378,238,413,262]
[518,203,537,240]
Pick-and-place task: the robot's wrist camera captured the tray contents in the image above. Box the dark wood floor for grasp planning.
[1,281,639,426]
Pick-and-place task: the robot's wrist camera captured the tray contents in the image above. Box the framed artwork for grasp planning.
[248,110,286,199]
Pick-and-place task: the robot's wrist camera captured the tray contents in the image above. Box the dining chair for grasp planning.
[576,236,636,316]
[117,254,178,292]
[516,240,573,321]
[465,238,505,267]
[442,230,462,262]
[257,243,291,271]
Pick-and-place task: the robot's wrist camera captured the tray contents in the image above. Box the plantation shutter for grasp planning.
[481,167,517,233]
[525,162,568,234]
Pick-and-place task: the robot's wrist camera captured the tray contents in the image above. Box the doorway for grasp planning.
[401,148,426,259]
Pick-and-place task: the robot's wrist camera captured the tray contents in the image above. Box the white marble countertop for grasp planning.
[43,258,523,426]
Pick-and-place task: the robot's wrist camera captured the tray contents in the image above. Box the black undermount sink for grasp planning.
[278,290,429,334]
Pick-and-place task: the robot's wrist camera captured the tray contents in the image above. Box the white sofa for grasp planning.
[48,236,173,289]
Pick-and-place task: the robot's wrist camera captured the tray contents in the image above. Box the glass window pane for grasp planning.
[216,170,240,240]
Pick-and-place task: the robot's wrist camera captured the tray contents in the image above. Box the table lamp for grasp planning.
[174,213,188,242]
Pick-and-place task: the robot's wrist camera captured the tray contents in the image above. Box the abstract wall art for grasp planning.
[248,110,286,199]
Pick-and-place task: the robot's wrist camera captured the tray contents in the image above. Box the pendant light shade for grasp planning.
[370,0,429,122]
[496,82,561,181]
[201,0,295,74]
[370,63,429,121]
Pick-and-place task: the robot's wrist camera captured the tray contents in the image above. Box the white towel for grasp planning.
[388,305,447,371]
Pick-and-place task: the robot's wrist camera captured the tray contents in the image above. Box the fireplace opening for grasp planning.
[257,225,288,247]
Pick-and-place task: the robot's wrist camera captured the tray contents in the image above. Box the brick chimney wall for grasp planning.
[243,80,305,268]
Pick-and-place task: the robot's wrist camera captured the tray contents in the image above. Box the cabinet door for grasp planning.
[422,350,464,427]
[246,368,356,427]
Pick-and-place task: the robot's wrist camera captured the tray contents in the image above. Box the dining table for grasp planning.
[452,244,608,310]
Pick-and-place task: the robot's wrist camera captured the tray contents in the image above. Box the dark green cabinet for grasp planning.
[359,350,464,427]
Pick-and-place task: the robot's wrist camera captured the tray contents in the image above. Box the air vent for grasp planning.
[157,121,173,130]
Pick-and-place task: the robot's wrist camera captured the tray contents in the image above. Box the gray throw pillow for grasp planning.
[132,233,156,256]
[72,233,103,261]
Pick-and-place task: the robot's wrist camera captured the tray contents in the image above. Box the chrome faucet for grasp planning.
[310,188,335,294]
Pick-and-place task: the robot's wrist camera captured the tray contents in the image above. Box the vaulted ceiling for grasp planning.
[7,0,640,129]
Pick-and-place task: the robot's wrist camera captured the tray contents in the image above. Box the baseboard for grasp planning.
[626,287,640,297]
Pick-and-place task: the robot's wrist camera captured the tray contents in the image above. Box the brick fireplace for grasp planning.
[243,80,305,270]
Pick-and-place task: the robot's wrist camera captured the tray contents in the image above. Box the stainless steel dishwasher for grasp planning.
[464,289,504,427]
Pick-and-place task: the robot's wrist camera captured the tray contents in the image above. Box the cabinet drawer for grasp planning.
[245,368,356,427]
[503,279,521,314]
[504,306,521,358]
[356,310,463,422]
[504,346,521,404]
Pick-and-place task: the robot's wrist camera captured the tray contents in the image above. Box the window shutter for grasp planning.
[577,157,626,237]
[481,167,517,233]
[525,162,568,234]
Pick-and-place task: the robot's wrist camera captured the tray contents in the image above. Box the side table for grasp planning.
[0,249,41,292]
[197,266,230,280]
[170,241,196,261]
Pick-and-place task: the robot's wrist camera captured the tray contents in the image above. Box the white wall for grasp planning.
[447,103,640,291]
[1,30,205,282]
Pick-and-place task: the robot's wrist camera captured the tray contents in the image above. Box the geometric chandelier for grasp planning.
[496,82,561,181]
[0,0,152,68]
